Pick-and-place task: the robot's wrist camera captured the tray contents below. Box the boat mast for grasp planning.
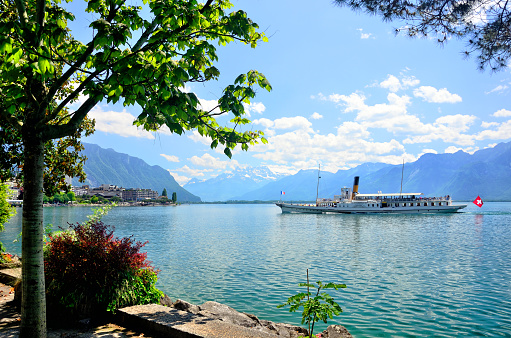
[316,164,321,202]
[400,159,404,196]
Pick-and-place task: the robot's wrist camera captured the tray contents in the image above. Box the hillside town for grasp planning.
[5,181,176,206]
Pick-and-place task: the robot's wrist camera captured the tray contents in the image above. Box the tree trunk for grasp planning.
[20,134,47,337]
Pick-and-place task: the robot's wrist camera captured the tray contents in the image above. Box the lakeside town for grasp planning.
[6,181,177,207]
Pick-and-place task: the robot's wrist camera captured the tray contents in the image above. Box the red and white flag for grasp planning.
[473,195,483,207]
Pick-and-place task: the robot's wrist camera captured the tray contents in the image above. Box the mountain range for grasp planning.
[184,166,286,202]
[75,141,511,202]
[71,143,201,202]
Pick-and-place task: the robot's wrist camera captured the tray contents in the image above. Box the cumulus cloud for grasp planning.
[243,102,266,117]
[199,98,220,115]
[444,146,464,153]
[188,153,239,170]
[413,86,462,103]
[476,120,511,141]
[188,130,213,146]
[377,74,420,92]
[310,112,323,120]
[160,154,179,162]
[254,116,313,132]
[493,109,511,117]
[166,170,190,185]
[403,114,477,145]
[379,75,402,92]
[171,165,213,178]
[88,107,159,139]
[481,121,499,128]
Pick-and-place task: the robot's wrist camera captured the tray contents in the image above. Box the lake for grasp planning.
[1,202,510,337]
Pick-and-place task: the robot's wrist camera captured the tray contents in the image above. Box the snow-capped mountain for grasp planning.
[183,166,285,202]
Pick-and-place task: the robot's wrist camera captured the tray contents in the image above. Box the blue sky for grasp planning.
[70,0,511,185]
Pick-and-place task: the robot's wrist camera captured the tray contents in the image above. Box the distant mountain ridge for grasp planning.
[184,166,285,202]
[249,142,511,202]
[72,143,200,202]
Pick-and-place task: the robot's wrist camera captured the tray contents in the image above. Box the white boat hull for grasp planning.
[276,202,466,214]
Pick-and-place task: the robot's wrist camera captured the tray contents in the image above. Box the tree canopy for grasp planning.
[0,0,271,336]
[334,0,511,72]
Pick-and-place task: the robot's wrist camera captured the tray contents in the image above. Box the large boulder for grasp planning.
[321,325,354,338]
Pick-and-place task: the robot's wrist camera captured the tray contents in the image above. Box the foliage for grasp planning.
[0,116,95,196]
[278,272,346,337]
[0,184,16,252]
[334,0,511,71]
[172,192,177,203]
[0,184,15,230]
[162,188,168,197]
[84,204,116,226]
[44,221,162,316]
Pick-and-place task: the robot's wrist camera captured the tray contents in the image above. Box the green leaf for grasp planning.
[223,148,232,158]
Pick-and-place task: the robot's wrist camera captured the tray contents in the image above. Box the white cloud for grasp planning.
[89,107,158,139]
[377,74,420,93]
[357,28,374,39]
[476,120,511,141]
[243,102,266,117]
[444,146,477,154]
[493,109,511,117]
[310,112,323,120]
[160,154,179,162]
[413,86,462,103]
[401,76,420,88]
[486,85,508,94]
[379,75,402,92]
[171,165,212,178]
[188,130,213,146]
[166,170,190,185]
[199,98,220,115]
[188,153,239,170]
[403,114,477,145]
[254,116,313,132]
[481,121,499,128]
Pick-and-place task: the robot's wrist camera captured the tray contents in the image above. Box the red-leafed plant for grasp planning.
[44,221,163,317]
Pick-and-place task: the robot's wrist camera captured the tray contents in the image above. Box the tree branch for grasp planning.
[42,96,99,141]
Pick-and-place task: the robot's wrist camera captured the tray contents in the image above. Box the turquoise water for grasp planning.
[1,203,511,337]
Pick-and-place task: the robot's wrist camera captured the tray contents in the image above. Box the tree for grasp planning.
[0,1,270,335]
[334,0,511,71]
[172,191,177,203]
[162,188,168,198]
[66,191,76,202]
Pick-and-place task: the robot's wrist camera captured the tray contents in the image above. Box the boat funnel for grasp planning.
[352,176,359,198]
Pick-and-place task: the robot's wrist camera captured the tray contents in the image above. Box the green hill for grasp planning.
[72,143,200,202]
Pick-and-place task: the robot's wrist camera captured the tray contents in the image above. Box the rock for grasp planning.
[272,322,309,337]
[321,324,353,338]
[159,294,173,307]
[199,301,257,327]
[173,299,201,314]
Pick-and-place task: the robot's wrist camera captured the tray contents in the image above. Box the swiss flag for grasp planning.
[473,195,483,207]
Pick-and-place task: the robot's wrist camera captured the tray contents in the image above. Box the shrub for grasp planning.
[44,221,163,318]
